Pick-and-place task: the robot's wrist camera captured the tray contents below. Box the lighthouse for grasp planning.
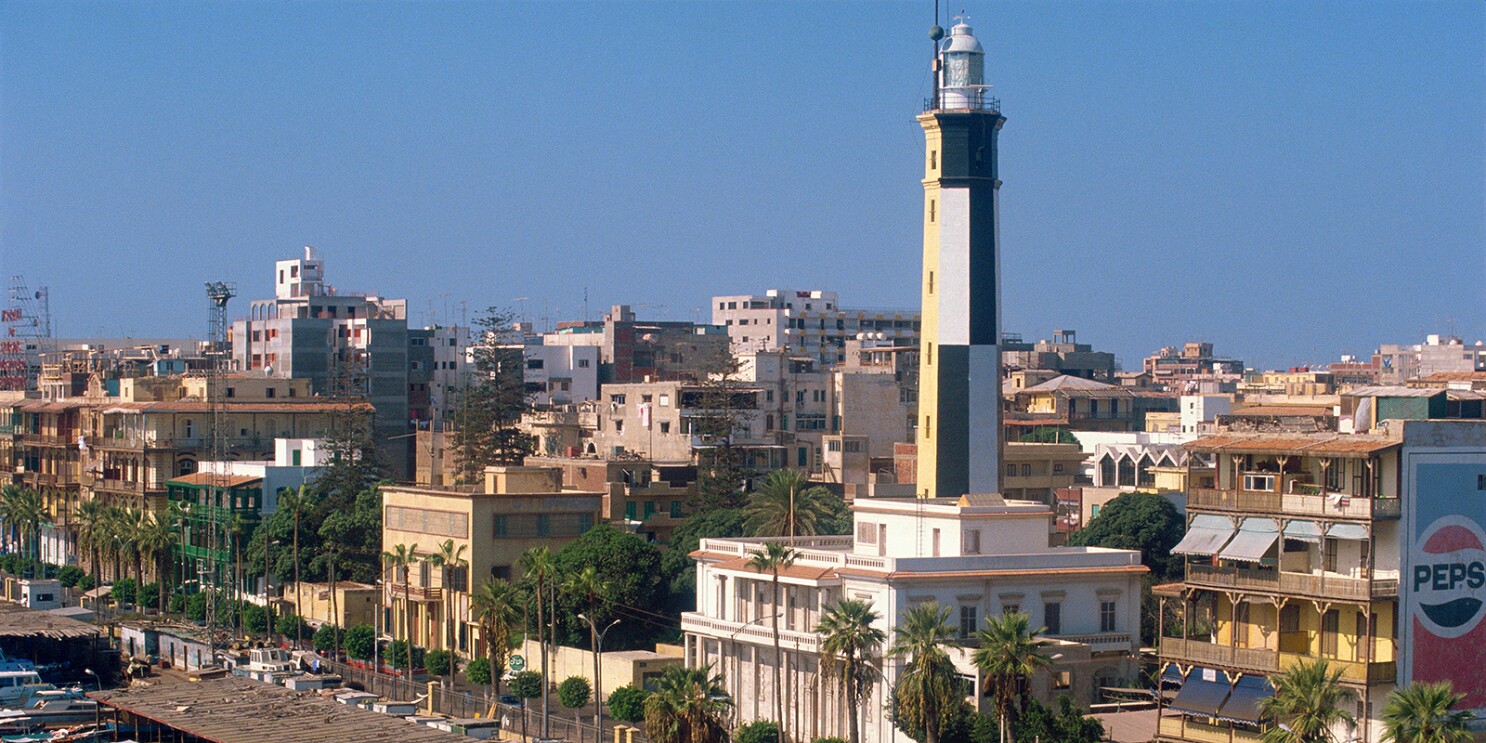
[915,19,1006,500]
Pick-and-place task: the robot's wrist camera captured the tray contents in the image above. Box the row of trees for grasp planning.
[1253,658,1475,743]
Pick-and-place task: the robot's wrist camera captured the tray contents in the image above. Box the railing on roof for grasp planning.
[923,92,1002,114]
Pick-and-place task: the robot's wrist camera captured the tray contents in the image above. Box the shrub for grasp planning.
[57,565,84,588]
[313,624,340,654]
[76,573,95,592]
[186,593,208,622]
[737,720,779,743]
[242,604,269,635]
[274,612,306,638]
[466,657,492,686]
[389,640,425,670]
[343,624,375,660]
[139,583,159,609]
[606,685,649,723]
[509,670,543,700]
[168,591,185,613]
[112,578,137,607]
[558,676,591,710]
[813,738,849,743]
[425,648,457,677]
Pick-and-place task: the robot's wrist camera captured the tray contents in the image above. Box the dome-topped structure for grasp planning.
[937,18,989,111]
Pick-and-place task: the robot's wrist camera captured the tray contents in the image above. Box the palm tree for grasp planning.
[382,543,420,673]
[520,546,558,737]
[73,499,108,590]
[972,612,1051,743]
[1259,658,1356,743]
[747,542,796,740]
[0,486,51,572]
[135,512,176,615]
[887,602,962,743]
[566,565,612,742]
[642,664,733,743]
[124,509,150,585]
[280,485,312,648]
[743,470,839,538]
[470,577,522,699]
[428,539,469,654]
[1382,682,1473,743]
[816,598,886,743]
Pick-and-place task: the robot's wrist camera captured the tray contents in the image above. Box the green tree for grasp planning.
[1018,428,1080,446]
[1011,697,1103,743]
[888,603,963,743]
[274,611,306,639]
[1382,682,1473,743]
[743,469,847,538]
[0,485,50,571]
[112,578,137,607]
[737,721,780,743]
[382,543,420,672]
[390,640,425,671]
[135,511,176,613]
[817,598,886,743]
[470,577,522,697]
[1259,658,1356,743]
[466,657,492,687]
[242,604,269,635]
[57,565,84,588]
[344,624,376,661]
[72,499,109,590]
[607,685,650,724]
[521,546,559,737]
[559,676,593,741]
[510,670,544,742]
[313,624,340,654]
[426,648,456,678]
[662,509,745,613]
[688,350,753,511]
[971,612,1050,743]
[427,538,468,686]
[1068,492,1183,580]
[642,665,733,743]
[452,307,534,485]
[747,542,796,739]
[552,524,666,649]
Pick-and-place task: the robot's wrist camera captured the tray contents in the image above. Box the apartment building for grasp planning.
[1374,335,1486,385]
[684,494,1145,743]
[408,325,469,425]
[526,454,696,543]
[521,342,600,408]
[584,379,779,468]
[230,248,411,474]
[1143,343,1246,391]
[712,289,920,366]
[380,466,603,657]
[1155,420,1486,743]
[544,305,730,384]
[1002,330,1117,382]
[1008,375,1179,434]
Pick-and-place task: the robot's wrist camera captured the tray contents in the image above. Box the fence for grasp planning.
[322,658,647,743]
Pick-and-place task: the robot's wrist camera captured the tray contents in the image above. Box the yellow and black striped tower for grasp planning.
[915,19,1005,500]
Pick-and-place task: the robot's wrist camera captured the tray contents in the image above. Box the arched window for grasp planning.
[1099,455,1116,486]
[177,459,197,476]
[1117,457,1136,487]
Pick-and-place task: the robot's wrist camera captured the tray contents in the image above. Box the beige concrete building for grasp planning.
[284,581,379,630]
[525,455,695,544]
[516,638,681,695]
[380,466,603,657]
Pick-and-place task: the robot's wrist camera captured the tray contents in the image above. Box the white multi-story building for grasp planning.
[523,342,600,408]
[713,290,920,366]
[682,494,1145,743]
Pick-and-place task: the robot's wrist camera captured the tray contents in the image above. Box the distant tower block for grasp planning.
[915,19,1005,499]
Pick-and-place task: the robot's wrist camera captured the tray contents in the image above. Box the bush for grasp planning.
[509,670,543,700]
[466,656,492,686]
[313,624,340,654]
[558,676,591,710]
[139,583,160,609]
[275,612,306,638]
[813,738,849,743]
[112,578,137,607]
[737,721,779,743]
[186,594,208,622]
[425,648,456,677]
[242,604,269,635]
[168,591,186,613]
[57,565,84,588]
[389,640,425,670]
[606,685,649,723]
[343,624,375,660]
[76,573,95,592]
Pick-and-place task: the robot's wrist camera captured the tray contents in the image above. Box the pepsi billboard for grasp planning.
[1402,456,1486,711]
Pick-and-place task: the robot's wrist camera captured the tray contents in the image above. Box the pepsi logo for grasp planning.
[1413,516,1486,640]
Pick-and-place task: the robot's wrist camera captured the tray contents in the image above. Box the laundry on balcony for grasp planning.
[1326,523,1369,541]
[1173,514,1236,557]
[1218,518,1279,564]
[1282,519,1322,544]
[1213,674,1274,724]
[1167,669,1230,717]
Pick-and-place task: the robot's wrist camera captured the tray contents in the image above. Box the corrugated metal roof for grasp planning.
[1185,433,1398,455]
[167,472,264,488]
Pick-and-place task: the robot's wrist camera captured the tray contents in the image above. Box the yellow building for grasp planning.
[283,581,378,630]
[380,466,603,657]
[1000,442,1085,504]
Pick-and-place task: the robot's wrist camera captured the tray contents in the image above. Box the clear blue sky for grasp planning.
[3,1,1482,370]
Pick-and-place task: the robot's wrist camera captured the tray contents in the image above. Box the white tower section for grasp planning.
[275,246,326,300]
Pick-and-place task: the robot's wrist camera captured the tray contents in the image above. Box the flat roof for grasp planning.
[0,602,99,640]
[1185,433,1398,456]
[91,676,469,743]
[168,472,263,488]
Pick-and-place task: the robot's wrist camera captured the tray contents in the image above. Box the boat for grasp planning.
[0,671,54,708]
[0,689,99,732]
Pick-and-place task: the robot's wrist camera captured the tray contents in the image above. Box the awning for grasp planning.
[1161,666,1185,685]
[1168,672,1230,717]
[1173,515,1236,557]
[1327,523,1369,541]
[1283,520,1322,544]
[1215,675,1273,724]
[1218,518,1280,564]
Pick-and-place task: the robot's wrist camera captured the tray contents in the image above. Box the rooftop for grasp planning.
[0,602,99,641]
[1184,433,1398,456]
[91,676,468,743]
[167,472,263,488]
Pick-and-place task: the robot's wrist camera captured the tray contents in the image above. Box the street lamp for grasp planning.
[578,613,621,743]
[263,538,280,641]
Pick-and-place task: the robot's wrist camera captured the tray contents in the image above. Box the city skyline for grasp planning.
[2,1,1481,370]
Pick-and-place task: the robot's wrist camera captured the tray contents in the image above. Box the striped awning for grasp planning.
[1283,520,1322,544]
[1218,518,1279,564]
[1173,515,1236,557]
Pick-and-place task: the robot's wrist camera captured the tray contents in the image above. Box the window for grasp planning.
[537,514,552,537]
[1053,463,1064,473]
[578,359,591,368]
[1100,601,1117,632]
[659,393,670,406]
[526,359,544,370]
[670,500,682,518]
[1022,464,1032,477]
[1323,538,1339,573]
[959,606,978,638]
[266,387,276,398]
[659,422,670,434]
[225,387,236,398]
[929,271,935,294]
[1044,602,1062,634]
[962,530,981,555]
[828,440,842,453]
[929,199,936,223]
[927,342,933,365]
[493,515,508,537]
[930,150,937,169]
[1280,604,1301,633]
[1234,602,1251,647]
[1006,463,1016,477]
[932,528,941,556]
[614,420,624,433]
[1091,504,1102,517]
[925,415,931,438]
[1321,610,1339,656]
[857,522,877,544]
[1052,671,1071,690]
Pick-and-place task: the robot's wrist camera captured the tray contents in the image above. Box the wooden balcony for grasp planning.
[1159,717,1265,743]
[1187,488,1399,520]
[1186,564,1398,601]
[1160,637,1277,674]
[386,583,442,603]
[1280,653,1396,684]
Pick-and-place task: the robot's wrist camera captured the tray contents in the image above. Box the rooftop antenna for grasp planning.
[204,280,236,664]
[929,1,945,110]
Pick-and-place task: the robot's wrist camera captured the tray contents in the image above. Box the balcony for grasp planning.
[680,612,822,654]
[1187,488,1399,520]
[1280,653,1396,684]
[1158,717,1265,743]
[1160,637,1276,674]
[386,583,442,603]
[1186,564,1399,601]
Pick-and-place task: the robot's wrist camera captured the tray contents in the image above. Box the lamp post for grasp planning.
[577,614,620,743]
[263,538,280,641]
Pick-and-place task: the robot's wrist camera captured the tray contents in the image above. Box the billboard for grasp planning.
[1402,453,1486,711]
